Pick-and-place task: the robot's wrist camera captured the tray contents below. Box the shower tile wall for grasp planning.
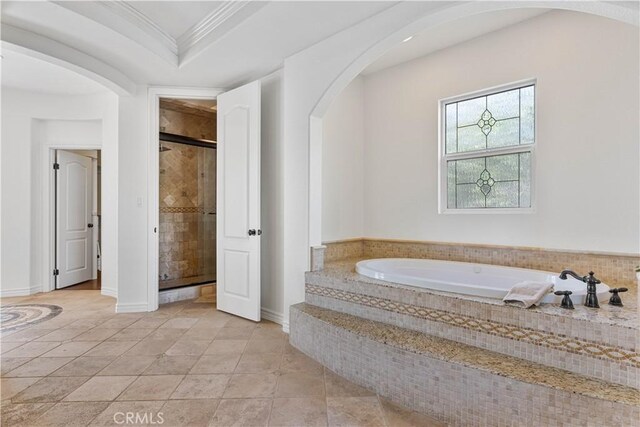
[159,102,216,285]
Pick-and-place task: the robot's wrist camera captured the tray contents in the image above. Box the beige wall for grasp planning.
[323,11,640,254]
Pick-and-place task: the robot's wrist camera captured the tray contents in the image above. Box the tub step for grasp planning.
[290,302,639,427]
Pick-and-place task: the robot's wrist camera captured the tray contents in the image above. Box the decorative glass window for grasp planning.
[440,81,535,212]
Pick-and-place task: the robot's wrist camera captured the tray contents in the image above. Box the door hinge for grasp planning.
[53,163,60,170]
[53,269,59,276]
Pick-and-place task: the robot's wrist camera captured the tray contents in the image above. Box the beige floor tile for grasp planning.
[160,399,219,427]
[1,341,24,353]
[326,396,386,427]
[1,377,41,400]
[1,328,51,343]
[50,356,116,377]
[143,355,198,375]
[192,317,229,330]
[3,341,62,358]
[276,372,325,397]
[0,357,33,374]
[41,341,99,357]
[95,317,139,329]
[0,402,55,427]
[12,376,89,403]
[165,339,212,356]
[145,328,185,341]
[160,317,199,329]
[32,401,110,426]
[204,339,247,355]
[223,373,278,398]
[225,317,257,329]
[235,352,282,373]
[209,398,272,427]
[72,329,122,342]
[379,398,445,427]
[84,340,138,357]
[215,327,254,340]
[89,401,165,426]
[190,354,240,374]
[63,376,136,401]
[128,317,168,329]
[269,397,327,427]
[171,374,230,399]
[118,375,184,400]
[98,356,158,375]
[324,369,376,397]
[34,328,88,342]
[5,357,74,377]
[251,325,286,340]
[244,339,285,354]
[125,338,176,356]
[281,352,324,374]
[107,328,154,341]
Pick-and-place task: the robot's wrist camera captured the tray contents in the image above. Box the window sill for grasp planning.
[439,207,535,215]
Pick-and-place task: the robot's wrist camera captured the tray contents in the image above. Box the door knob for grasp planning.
[88,223,94,228]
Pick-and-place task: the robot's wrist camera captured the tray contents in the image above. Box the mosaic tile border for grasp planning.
[159,206,202,213]
[0,304,63,333]
[306,284,640,368]
[322,239,640,287]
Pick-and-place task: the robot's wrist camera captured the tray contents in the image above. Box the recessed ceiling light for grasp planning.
[402,36,413,43]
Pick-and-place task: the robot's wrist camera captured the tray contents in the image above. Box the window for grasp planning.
[440,81,535,212]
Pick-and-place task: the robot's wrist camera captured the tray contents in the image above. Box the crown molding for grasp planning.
[52,0,178,66]
[177,1,268,66]
[100,1,178,54]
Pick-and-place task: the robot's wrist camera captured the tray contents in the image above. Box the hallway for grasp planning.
[1,291,440,426]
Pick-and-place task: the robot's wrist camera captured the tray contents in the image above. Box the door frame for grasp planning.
[44,145,101,293]
[147,87,223,312]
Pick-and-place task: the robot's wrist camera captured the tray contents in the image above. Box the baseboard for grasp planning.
[0,285,41,298]
[101,287,117,299]
[261,307,284,325]
[115,302,149,313]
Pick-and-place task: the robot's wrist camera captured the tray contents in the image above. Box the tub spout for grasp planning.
[559,270,601,308]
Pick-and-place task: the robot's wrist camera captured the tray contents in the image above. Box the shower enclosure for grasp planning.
[158,133,216,290]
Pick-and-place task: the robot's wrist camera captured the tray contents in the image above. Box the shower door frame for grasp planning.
[147,87,223,312]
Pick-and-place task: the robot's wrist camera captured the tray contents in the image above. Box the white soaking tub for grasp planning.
[355,258,610,305]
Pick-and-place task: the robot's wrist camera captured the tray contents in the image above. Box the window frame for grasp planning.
[438,79,537,214]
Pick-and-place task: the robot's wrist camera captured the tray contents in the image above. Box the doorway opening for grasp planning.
[157,98,217,293]
[54,149,101,290]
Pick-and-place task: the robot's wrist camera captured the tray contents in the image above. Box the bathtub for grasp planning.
[355,258,610,305]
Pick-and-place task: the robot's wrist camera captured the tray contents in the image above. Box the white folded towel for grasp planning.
[503,281,554,308]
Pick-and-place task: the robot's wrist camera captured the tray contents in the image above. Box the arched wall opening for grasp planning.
[318,9,639,254]
[280,1,639,327]
[0,48,120,300]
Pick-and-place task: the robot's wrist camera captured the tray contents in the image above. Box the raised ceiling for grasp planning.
[1,1,397,91]
[363,8,550,75]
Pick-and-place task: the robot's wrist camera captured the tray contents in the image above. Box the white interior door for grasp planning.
[216,80,261,321]
[56,150,93,288]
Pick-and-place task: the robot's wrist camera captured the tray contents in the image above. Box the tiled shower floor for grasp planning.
[0,290,442,426]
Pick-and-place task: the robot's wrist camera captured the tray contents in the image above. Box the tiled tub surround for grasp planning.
[305,260,639,388]
[290,303,640,426]
[323,239,640,288]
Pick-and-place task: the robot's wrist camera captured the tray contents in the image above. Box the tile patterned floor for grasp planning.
[1,290,444,426]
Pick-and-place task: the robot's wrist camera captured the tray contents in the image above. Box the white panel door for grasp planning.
[56,150,93,288]
[217,80,261,321]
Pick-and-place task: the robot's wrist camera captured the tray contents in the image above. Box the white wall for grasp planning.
[323,11,639,254]
[322,76,365,242]
[0,88,119,297]
[261,70,285,322]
